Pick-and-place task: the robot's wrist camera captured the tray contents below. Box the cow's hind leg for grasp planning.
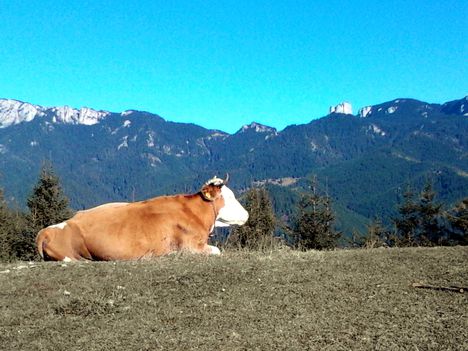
[36,224,92,261]
[36,227,70,261]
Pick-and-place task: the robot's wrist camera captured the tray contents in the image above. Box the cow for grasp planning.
[36,176,248,261]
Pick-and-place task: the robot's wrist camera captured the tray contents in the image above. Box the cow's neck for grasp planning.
[193,193,221,234]
[208,201,217,233]
[182,193,220,234]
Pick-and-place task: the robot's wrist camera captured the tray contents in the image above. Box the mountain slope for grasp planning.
[0,97,467,235]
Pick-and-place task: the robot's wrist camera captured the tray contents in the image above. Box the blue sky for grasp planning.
[1,0,466,133]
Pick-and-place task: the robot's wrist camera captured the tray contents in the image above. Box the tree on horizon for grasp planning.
[227,187,278,250]
[27,161,73,231]
[292,177,341,250]
[393,181,444,246]
[445,198,468,245]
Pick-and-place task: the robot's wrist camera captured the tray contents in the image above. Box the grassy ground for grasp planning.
[0,246,467,350]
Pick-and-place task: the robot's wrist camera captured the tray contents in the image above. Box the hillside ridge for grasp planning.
[0,96,467,234]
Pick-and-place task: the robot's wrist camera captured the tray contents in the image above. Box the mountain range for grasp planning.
[0,96,467,234]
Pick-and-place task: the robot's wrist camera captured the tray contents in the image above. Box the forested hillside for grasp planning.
[0,96,467,234]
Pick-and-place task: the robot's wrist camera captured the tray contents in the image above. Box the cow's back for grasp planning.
[67,195,208,259]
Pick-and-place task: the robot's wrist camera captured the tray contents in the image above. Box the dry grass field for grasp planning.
[1,247,467,350]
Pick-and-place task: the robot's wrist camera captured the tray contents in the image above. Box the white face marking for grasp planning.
[49,222,67,229]
[216,186,249,226]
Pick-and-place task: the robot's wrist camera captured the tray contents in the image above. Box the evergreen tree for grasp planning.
[257,188,277,239]
[418,182,443,244]
[0,188,10,229]
[227,187,278,250]
[394,182,444,246]
[292,177,340,250]
[0,188,13,261]
[445,198,468,245]
[27,162,73,231]
[348,229,366,248]
[364,218,388,248]
[393,187,419,246]
[9,211,35,261]
[0,189,32,261]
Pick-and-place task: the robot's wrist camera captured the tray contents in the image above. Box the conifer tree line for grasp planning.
[219,178,466,251]
[350,182,467,248]
[0,162,72,261]
[0,163,467,261]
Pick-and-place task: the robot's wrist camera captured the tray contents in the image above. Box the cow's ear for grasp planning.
[201,184,217,201]
[202,189,212,200]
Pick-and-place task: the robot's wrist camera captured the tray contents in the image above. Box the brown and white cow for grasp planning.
[36,176,248,261]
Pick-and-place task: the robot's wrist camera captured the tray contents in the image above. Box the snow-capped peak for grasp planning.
[0,98,110,128]
[45,106,109,125]
[0,99,45,128]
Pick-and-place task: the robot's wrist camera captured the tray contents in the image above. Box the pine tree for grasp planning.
[348,229,366,248]
[227,187,278,250]
[0,188,10,230]
[292,177,340,250]
[394,182,444,246]
[445,198,468,245]
[27,162,73,231]
[393,187,419,246]
[0,188,32,261]
[418,182,443,244]
[364,218,388,248]
[0,188,13,261]
[8,210,34,261]
[257,188,276,239]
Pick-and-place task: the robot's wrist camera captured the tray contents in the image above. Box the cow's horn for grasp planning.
[224,173,229,185]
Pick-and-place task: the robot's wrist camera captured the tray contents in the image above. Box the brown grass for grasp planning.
[0,246,467,350]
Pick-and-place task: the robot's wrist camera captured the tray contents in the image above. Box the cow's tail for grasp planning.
[36,229,49,260]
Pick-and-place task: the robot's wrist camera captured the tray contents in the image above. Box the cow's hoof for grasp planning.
[207,245,221,255]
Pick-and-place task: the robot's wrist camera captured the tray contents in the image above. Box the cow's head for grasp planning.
[201,176,249,227]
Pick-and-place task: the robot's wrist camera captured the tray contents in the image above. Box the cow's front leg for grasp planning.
[204,245,221,255]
